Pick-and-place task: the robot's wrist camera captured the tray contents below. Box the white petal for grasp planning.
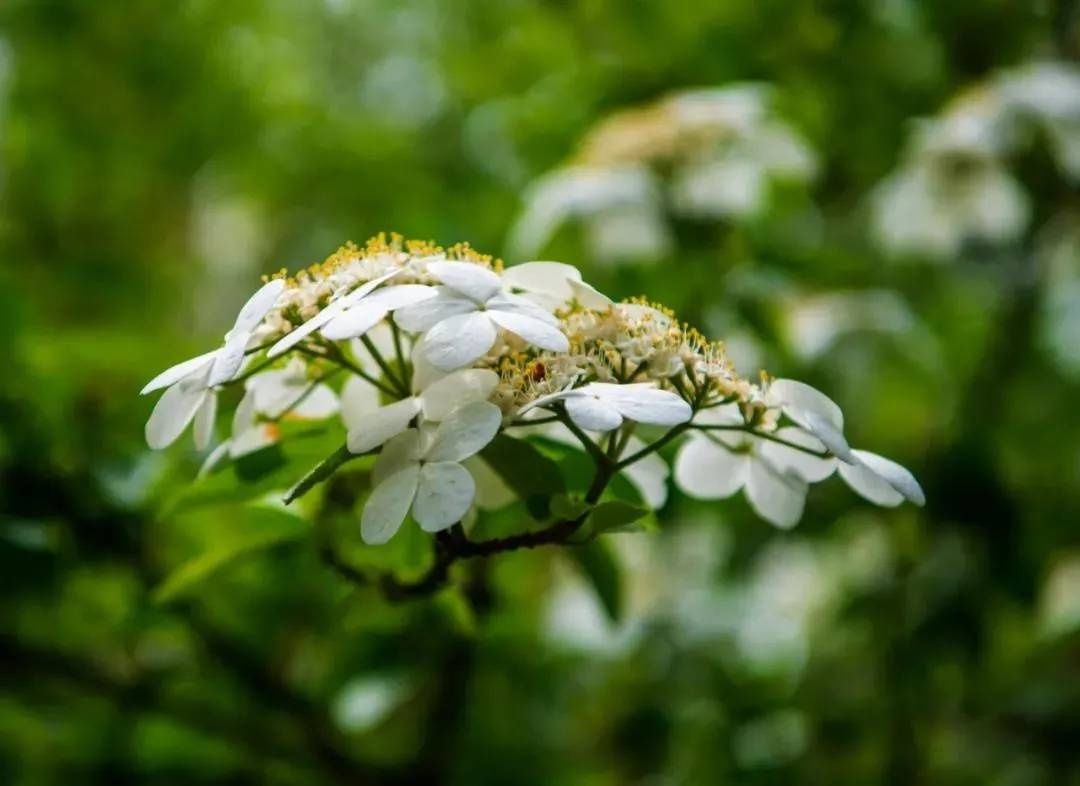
[487,308,570,352]
[566,394,623,432]
[425,401,502,463]
[347,397,421,454]
[268,271,398,357]
[140,351,217,395]
[409,342,443,393]
[621,437,669,508]
[393,288,477,333]
[372,429,422,485]
[145,380,208,449]
[746,458,807,528]
[361,465,420,545]
[419,369,499,421]
[486,293,561,325]
[232,389,258,435]
[693,403,744,426]
[588,383,692,426]
[426,260,501,303]
[420,312,497,371]
[207,331,252,386]
[268,306,341,358]
[369,283,439,311]
[291,384,340,419]
[759,427,837,483]
[568,278,614,310]
[501,261,581,308]
[232,278,286,333]
[230,424,278,457]
[197,441,231,478]
[570,278,613,310]
[322,285,437,341]
[320,301,390,341]
[414,461,476,532]
[193,391,218,450]
[768,378,853,460]
[514,388,576,419]
[339,376,381,433]
[673,435,748,498]
[838,449,924,507]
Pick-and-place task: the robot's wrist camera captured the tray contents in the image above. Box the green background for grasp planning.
[2,1,1079,784]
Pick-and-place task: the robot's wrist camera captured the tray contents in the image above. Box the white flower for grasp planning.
[521,382,692,432]
[246,357,340,420]
[506,165,669,263]
[871,95,1029,257]
[267,269,402,358]
[997,61,1080,181]
[360,401,502,544]
[341,366,499,454]
[765,379,924,506]
[668,86,817,220]
[674,405,819,528]
[764,378,853,461]
[499,260,614,312]
[142,278,285,449]
[394,261,570,371]
[197,359,340,477]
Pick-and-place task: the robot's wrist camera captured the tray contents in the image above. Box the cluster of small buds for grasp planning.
[142,234,923,542]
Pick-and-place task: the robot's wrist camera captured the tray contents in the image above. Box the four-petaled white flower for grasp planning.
[142,278,285,449]
[674,405,825,528]
[521,382,692,432]
[394,261,570,371]
[361,401,502,544]
[765,378,924,506]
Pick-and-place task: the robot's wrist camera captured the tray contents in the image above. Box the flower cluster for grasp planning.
[142,234,922,545]
[872,61,1080,258]
[507,84,818,263]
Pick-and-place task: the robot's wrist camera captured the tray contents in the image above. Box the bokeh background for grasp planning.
[3,1,1080,784]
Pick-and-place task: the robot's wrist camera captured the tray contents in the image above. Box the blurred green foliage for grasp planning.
[2,1,1080,784]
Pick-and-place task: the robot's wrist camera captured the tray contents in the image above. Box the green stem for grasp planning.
[696,425,831,458]
[554,406,612,467]
[360,334,409,397]
[299,345,398,399]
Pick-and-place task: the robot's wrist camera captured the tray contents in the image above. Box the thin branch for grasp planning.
[321,462,617,600]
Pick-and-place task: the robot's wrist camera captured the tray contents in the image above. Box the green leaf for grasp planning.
[568,540,623,622]
[161,425,355,515]
[550,493,590,521]
[480,434,565,518]
[152,505,308,604]
[587,500,653,535]
[283,443,353,504]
